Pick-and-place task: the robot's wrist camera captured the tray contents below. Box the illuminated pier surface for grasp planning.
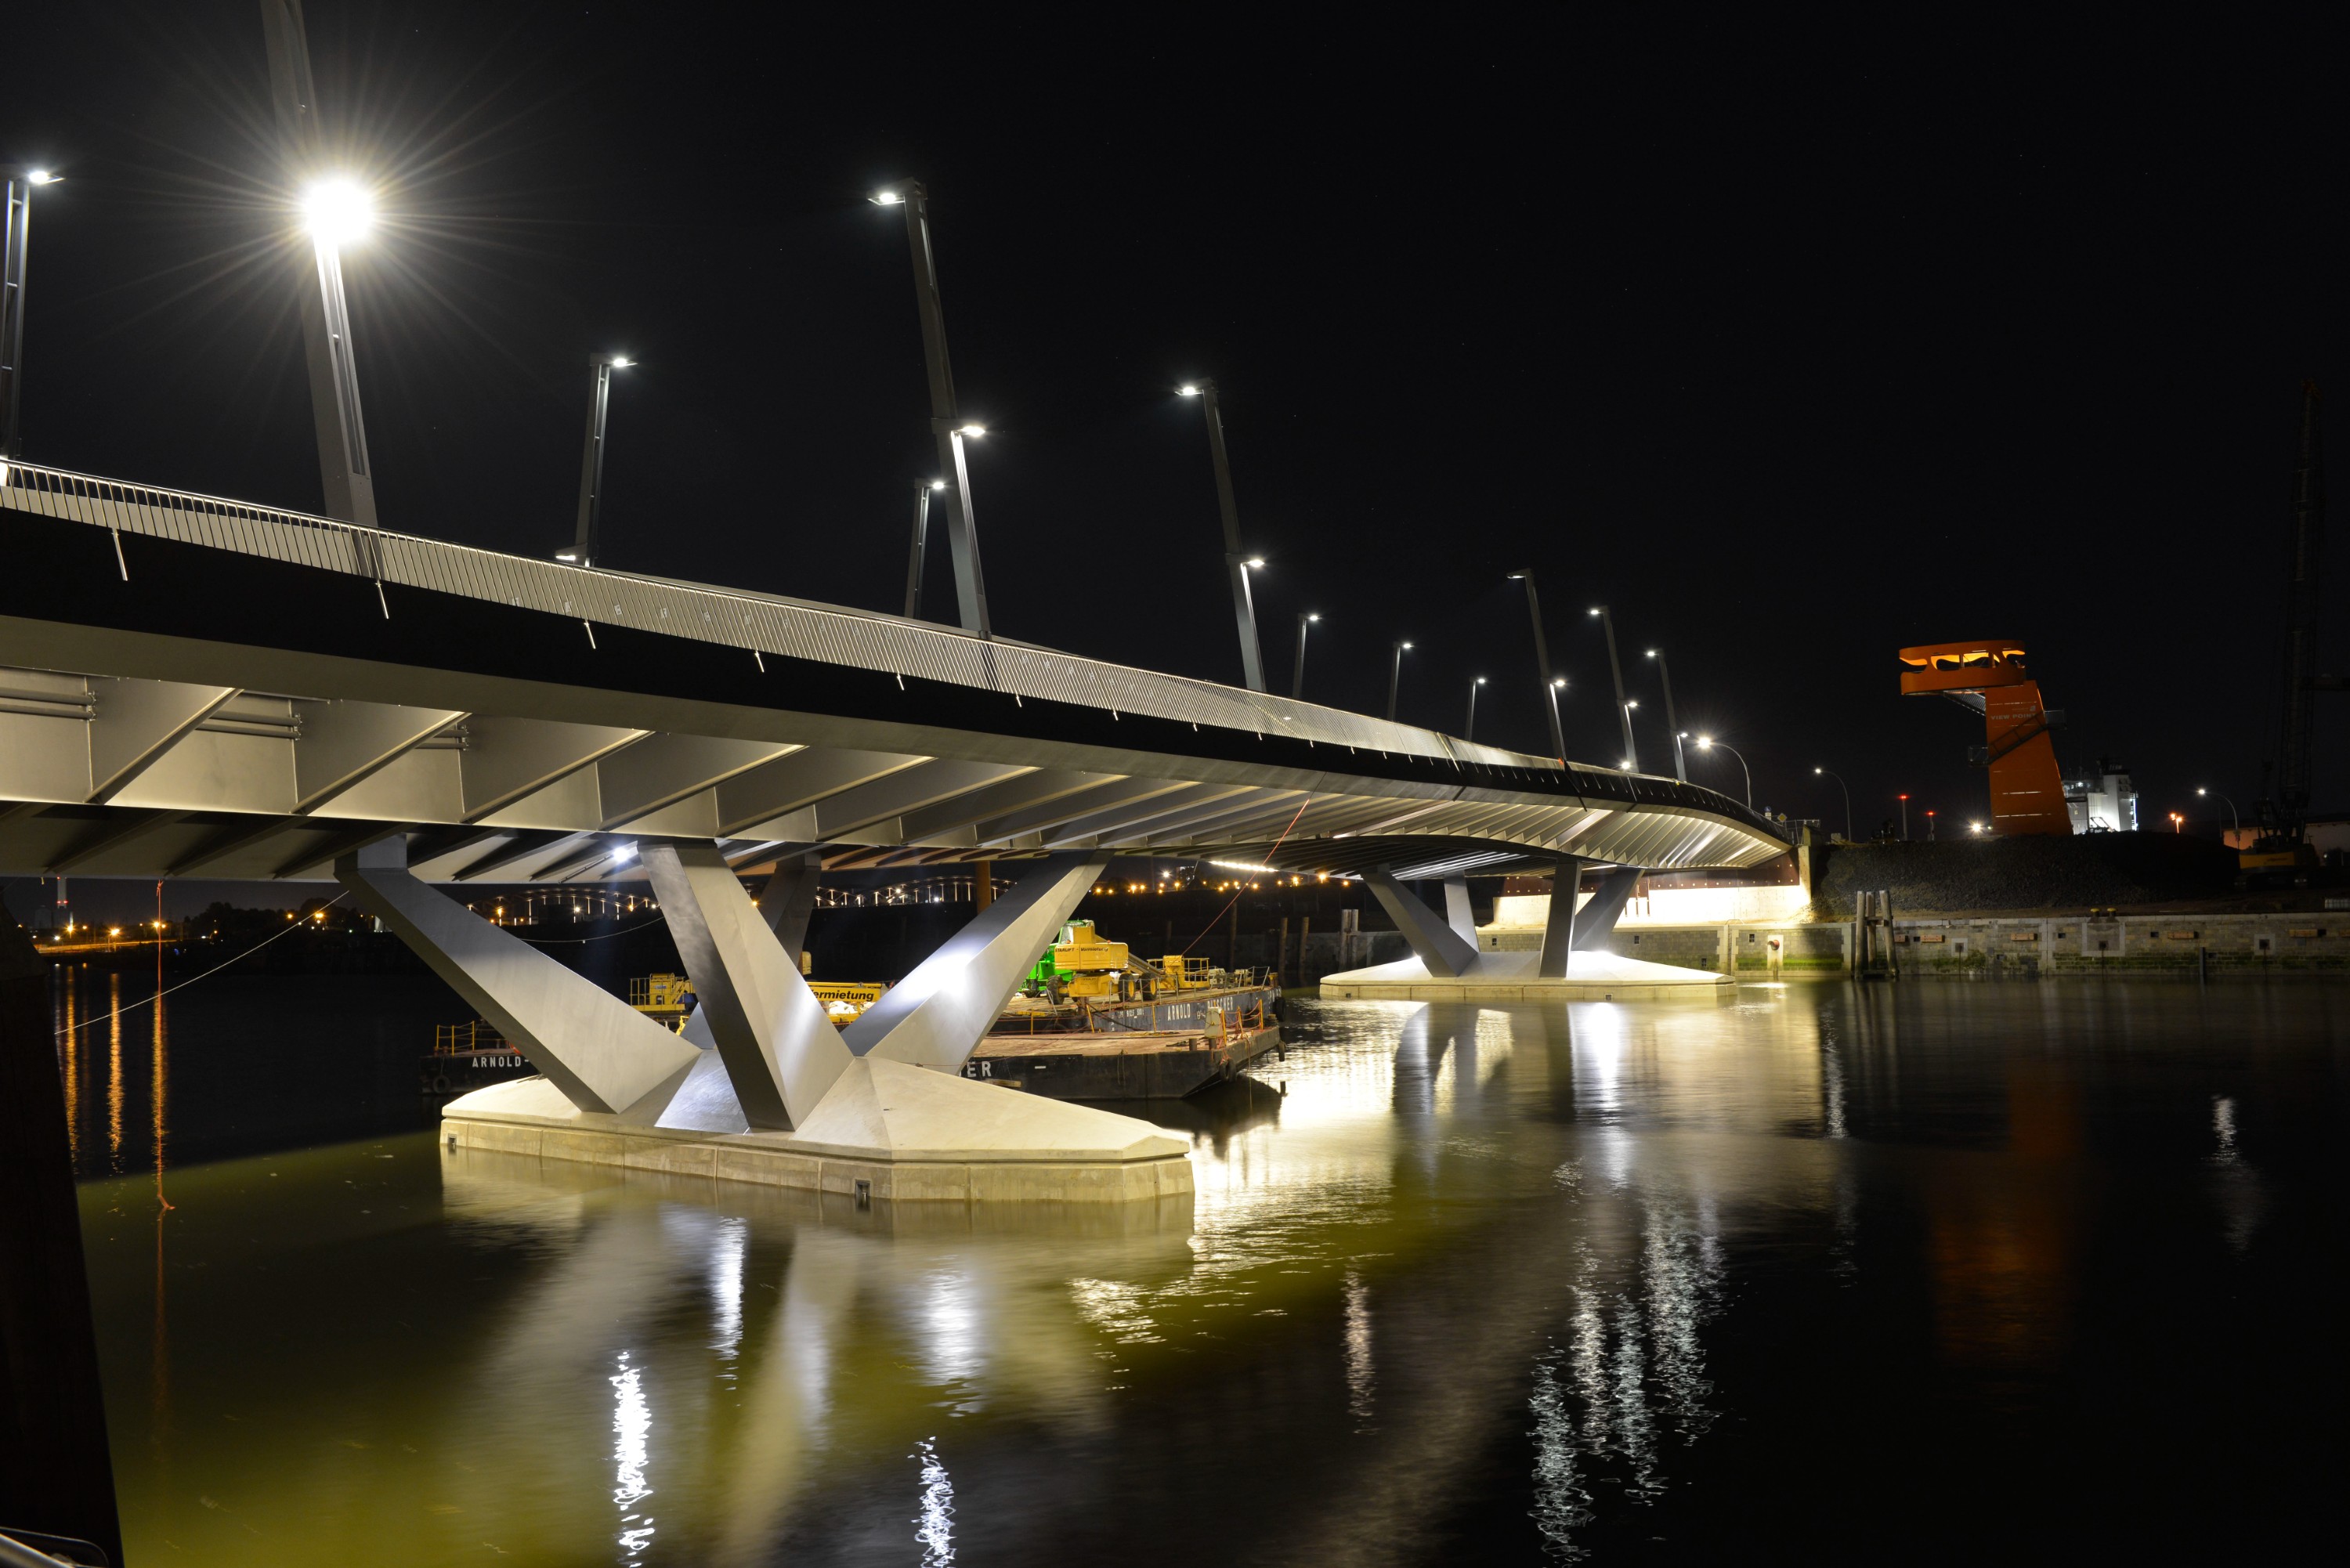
[1320,948,1733,1001]
[439,1059,1193,1203]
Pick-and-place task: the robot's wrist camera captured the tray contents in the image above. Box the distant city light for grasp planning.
[302,179,373,244]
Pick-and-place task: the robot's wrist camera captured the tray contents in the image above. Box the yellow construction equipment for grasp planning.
[1157,953,1214,990]
[628,973,697,1029]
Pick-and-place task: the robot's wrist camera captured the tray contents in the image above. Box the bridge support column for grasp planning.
[638,842,850,1129]
[844,851,1108,1070]
[1538,861,1582,978]
[1570,866,1641,952]
[1364,869,1480,977]
[337,837,701,1115]
[761,851,822,954]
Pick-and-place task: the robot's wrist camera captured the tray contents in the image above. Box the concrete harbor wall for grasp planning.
[1481,909,2350,976]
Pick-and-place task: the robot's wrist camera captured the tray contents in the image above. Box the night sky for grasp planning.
[3,5,2343,922]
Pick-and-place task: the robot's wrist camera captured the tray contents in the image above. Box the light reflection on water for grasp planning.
[75,981,2350,1563]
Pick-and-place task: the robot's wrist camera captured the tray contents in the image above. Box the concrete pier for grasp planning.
[440,1057,1194,1203]
[1319,949,1733,1001]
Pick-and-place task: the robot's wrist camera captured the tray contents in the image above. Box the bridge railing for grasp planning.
[0,458,1786,846]
[0,460,1521,755]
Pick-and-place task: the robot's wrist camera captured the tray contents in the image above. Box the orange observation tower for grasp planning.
[1898,640,2072,836]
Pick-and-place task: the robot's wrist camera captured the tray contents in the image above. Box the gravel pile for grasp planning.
[1810,833,2239,916]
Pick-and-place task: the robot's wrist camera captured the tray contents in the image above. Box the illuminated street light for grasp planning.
[301,179,373,244]
[1971,821,1987,835]
[562,352,633,567]
[1898,792,1911,840]
[2197,786,2240,835]
[904,478,949,619]
[872,178,991,635]
[1291,612,1320,700]
[1694,735,1752,808]
[1645,649,1687,781]
[1177,377,1268,692]
[2,164,65,458]
[1589,605,1638,771]
[1814,766,1854,842]
[1387,640,1413,723]
[1506,571,1567,760]
[1465,675,1488,742]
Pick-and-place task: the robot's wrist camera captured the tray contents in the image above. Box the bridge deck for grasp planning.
[0,461,1788,883]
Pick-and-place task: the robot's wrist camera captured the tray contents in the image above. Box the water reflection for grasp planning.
[76,981,2350,1564]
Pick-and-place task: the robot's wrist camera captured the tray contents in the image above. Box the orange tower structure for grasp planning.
[1898,640,2072,836]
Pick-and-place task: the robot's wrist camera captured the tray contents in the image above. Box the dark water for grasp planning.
[69,974,2350,1564]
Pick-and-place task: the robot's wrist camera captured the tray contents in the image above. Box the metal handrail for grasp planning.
[0,458,1538,768]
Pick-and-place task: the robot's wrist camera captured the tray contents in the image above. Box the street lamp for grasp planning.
[2197,787,2240,836]
[1897,793,1910,840]
[1589,605,1638,771]
[1506,571,1566,760]
[1813,767,1853,842]
[1386,640,1413,723]
[559,353,633,567]
[262,0,382,536]
[903,478,947,618]
[1620,699,1642,769]
[1465,676,1488,742]
[1645,649,1686,782]
[1695,735,1752,807]
[1,166,62,459]
[1291,612,1319,700]
[1177,378,1268,692]
[872,179,991,636]
[1546,676,1567,754]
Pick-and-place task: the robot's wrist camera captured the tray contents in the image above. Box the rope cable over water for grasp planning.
[51,891,353,1038]
[1179,793,1315,957]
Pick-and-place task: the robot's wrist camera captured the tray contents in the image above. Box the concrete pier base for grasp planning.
[1319,949,1733,1001]
[440,1057,1194,1203]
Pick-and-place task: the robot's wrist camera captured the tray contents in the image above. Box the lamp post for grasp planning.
[557,354,631,566]
[1622,699,1640,768]
[2197,787,2240,837]
[1177,379,1267,692]
[1644,649,1685,781]
[1291,612,1319,700]
[261,2,382,530]
[1589,605,1637,771]
[1547,677,1567,753]
[872,180,991,636]
[1507,571,1566,760]
[1695,735,1751,807]
[1465,676,1487,742]
[902,478,946,617]
[1898,793,1910,840]
[1386,640,1413,723]
[0,166,60,459]
[1813,767,1853,842]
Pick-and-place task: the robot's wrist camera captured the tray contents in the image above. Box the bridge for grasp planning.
[0,458,1787,1198]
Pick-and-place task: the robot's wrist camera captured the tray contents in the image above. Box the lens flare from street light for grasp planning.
[1697,735,1714,749]
[1177,384,1200,396]
[28,170,58,185]
[1245,557,1265,569]
[1552,677,1566,688]
[303,180,374,244]
[928,479,946,490]
[871,190,904,204]
[957,423,986,437]
[609,356,633,368]
[1306,612,1320,623]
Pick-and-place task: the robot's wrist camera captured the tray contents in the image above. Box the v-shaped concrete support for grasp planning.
[1571,866,1641,951]
[337,838,700,1115]
[1364,869,1480,977]
[843,851,1108,1071]
[639,841,851,1129]
[1539,860,1582,977]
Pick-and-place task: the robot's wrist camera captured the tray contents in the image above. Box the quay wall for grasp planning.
[1481,910,2350,976]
